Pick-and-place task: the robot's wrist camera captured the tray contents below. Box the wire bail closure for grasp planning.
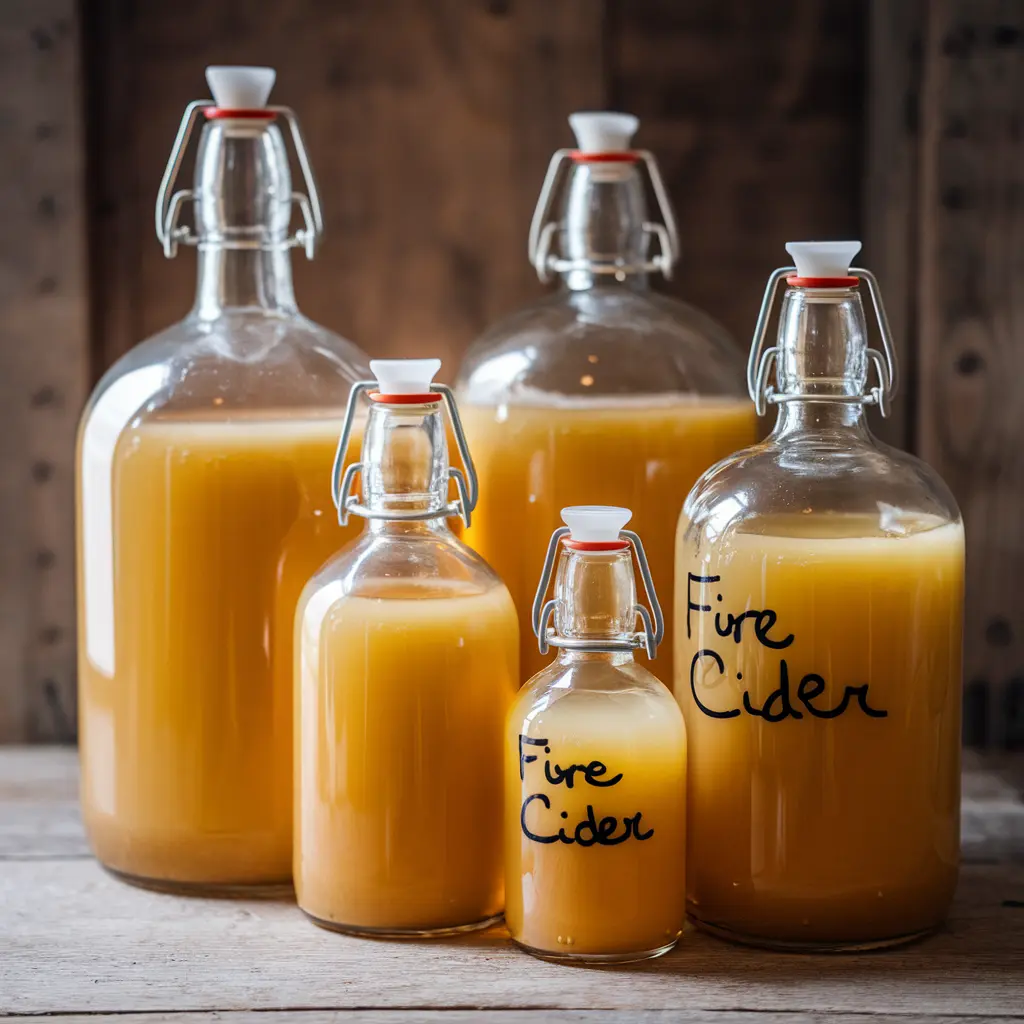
[530,527,665,660]
[527,150,680,284]
[155,100,324,260]
[747,266,899,418]
[330,383,480,529]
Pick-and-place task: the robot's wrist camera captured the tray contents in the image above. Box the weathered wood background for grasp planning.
[0,0,1019,747]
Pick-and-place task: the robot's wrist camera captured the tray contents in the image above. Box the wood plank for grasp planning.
[1,858,1021,1016]
[608,0,865,350]
[0,1,89,742]
[0,1011,1021,1022]
[917,1,1024,751]
[863,0,925,449]
[0,747,85,860]
[86,0,605,375]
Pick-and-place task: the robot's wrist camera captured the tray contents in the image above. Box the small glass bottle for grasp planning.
[456,112,756,683]
[295,358,519,936]
[76,67,369,894]
[676,241,964,950]
[506,506,687,964]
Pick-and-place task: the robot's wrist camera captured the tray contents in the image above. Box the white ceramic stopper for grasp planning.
[561,505,632,543]
[206,66,276,109]
[569,112,639,153]
[785,240,862,279]
[370,358,442,395]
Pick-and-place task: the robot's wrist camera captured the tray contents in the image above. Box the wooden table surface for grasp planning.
[1,747,1022,1022]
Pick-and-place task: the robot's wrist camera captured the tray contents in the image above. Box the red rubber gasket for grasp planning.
[205,108,277,120]
[563,539,631,551]
[369,392,441,404]
[786,276,859,288]
[570,151,640,163]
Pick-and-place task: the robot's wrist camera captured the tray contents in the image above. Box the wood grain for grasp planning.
[0,1,89,743]
[917,1,1024,751]
[863,0,925,450]
[608,0,865,348]
[0,749,1022,1019]
[86,0,605,374]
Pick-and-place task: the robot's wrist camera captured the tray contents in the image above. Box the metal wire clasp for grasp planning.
[155,101,324,260]
[530,527,665,660]
[330,383,479,529]
[527,150,680,284]
[747,266,899,418]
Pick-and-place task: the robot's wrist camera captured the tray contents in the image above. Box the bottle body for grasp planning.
[295,566,517,933]
[77,398,362,889]
[77,93,370,892]
[506,656,687,961]
[505,513,687,963]
[675,262,964,949]
[677,511,963,947]
[294,380,519,935]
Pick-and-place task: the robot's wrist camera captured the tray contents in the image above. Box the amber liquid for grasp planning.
[675,512,964,948]
[77,410,358,890]
[506,680,687,960]
[461,397,757,681]
[295,578,519,934]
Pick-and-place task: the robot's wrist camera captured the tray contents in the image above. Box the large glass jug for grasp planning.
[456,112,756,680]
[676,241,964,950]
[295,359,518,936]
[76,67,370,894]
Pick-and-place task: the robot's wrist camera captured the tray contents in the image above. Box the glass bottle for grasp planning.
[676,241,964,950]
[506,506,687,964]
[456,112,756,682]
[295,358,519,936]
[76,67,370,894]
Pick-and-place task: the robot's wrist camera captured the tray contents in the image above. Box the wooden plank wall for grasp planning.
[5,0,1021,745]
[867,0,1024,750]
[0,1,89,743]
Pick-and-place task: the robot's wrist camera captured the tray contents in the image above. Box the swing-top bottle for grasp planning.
[456,112,756,682]
[295,359,519,936]
[506,506,687,963]
[676,241,964,950]
[76,66,369,893]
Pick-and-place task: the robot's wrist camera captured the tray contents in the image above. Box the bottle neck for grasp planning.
[770,286,873,441]
[552,546,637,664]
[558,162,649,293]
[190,117,297,319]
[193,248,296,318]
[361,400,452,534]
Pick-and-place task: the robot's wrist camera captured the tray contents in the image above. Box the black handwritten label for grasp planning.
[686,572,888,723]
[518,735,653,846]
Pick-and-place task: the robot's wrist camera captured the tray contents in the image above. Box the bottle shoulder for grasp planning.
[456,286,747,404]
[302,526,515,611]
[512,657,680,720]
[84,312,370,427]
[682,428,962,544]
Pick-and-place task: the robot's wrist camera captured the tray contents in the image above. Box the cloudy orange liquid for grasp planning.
[295,578,518,933]
[460,397,756,681]
[506,680,687,960]
[675,512,964,947]
[77,411,357,890]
